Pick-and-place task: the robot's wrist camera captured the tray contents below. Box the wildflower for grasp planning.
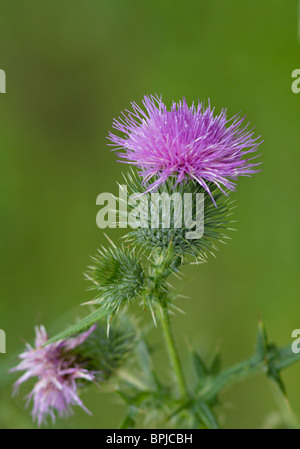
[109,95,261,203]
[11,325,97,426]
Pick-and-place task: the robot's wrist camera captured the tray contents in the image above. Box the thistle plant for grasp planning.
[11,95,300,429]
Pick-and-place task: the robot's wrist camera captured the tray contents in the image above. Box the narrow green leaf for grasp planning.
[274,344,300,371]
[268,364,286,396]
[256,319,268,361]
[44,308,107,346]
[116,390,133,405]
[195,400,219,429]
[119,407,138,429]
[168,400,192,420]
[120,415,136,429]
[130,391,152,406]
[193,351,208,380]
[209,351,222,376]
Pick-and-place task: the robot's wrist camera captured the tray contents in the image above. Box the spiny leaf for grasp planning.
[120,414,136,429]
[44,308,107,346]
[116,390,134,405]
[267,364,286,396]
[168,399,193,420]
[120,407,137,429]
[195,400,219,429]
[193,352,208,380]
[256,318,268,361]
[130,391,152,406]
[209,349,222,375]
[273,344,300,371]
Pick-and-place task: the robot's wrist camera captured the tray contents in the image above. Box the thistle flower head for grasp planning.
[11,325,97,426]
[109,95,261,202]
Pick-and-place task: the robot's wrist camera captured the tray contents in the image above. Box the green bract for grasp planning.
[72,316,136,380]
[120,170,234,263]
[85,243,145,315]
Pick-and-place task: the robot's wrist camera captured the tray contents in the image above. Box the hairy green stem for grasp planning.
[159,304,188,399]
[200,356,267,401]
[199,344,300,402]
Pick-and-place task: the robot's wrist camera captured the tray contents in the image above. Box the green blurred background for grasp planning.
[0,0,300,429]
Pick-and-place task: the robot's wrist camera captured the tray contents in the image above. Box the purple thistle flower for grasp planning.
[109,95,261,203]
[11,325,97,426]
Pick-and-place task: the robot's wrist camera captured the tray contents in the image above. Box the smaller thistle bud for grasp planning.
[85,243,145,314]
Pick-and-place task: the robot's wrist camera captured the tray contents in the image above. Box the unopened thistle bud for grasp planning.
[85,244,145,313]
